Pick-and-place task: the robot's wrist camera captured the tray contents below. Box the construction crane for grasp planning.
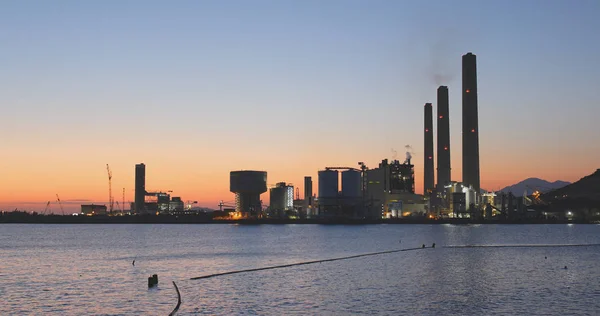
[122,188,125,214]
[106,164,113,215]
[42,201,51,215]
[56,194,65,215]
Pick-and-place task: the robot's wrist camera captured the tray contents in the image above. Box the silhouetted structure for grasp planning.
[304,176,312,205]
[269,182,294,218]
[462,52,481,194]
[230,171,267,217]
[341,169,361,198]
[437,86,451,190]
[424,103,435,194]
[318,169,339,216]
[304,176,313,216]
[366,158,421,218]
[135,163,146,214]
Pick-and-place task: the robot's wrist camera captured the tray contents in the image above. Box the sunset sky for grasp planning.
[1,0,599,213]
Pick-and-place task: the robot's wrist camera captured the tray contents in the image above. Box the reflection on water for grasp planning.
[1,224,599,315]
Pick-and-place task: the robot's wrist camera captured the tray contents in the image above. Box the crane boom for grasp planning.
[56,194,65,215]
[43,201,51,215]
[106,164,113,215]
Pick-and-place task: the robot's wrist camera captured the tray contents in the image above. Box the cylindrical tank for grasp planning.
[269,182,294,211]
[318,170,338,199]
[230,171,267,194]
[230,171,268,214]
[341,169,361,198]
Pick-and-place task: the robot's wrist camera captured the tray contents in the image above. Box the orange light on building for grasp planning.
[428,156,432,159]
[439,115,443,119]
[444,146,448,150]
[466,89,470,93]
[471,129,475,132]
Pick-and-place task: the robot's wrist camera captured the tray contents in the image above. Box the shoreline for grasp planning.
[0,214,592,225]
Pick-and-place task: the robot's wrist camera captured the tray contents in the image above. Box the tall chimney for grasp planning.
[134,163,146,214]
[424,103,435,195]
[462,52,480,193]
[437,86,451,190]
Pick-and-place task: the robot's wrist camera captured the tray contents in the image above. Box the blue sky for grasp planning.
[1,0,599,209]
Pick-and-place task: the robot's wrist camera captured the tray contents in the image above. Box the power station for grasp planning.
[76,51,489,222]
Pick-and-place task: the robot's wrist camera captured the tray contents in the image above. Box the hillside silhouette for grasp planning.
[499,178,570,196]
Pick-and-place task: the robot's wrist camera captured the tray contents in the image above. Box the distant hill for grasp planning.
[541,169,600,202]
[499,178,570,196]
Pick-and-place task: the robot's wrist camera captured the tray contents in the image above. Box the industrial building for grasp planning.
[81,204,107,216]
[143,191,184,214]
[316,167,363,217]
[462,52,481,195]
[269,182,294,218]
[134,163,146,214]
[303,176,314,217]
[365,158,425,218]
[442,182,478,217]
[132,163,186,215]
[230,170,267,218]
[424,103,435,195]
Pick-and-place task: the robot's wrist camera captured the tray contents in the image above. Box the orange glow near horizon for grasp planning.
[1,158,596,213]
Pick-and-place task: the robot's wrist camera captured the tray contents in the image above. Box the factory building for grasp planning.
[437,86,451,190]
[365,158,425,218]
[230,170,267,218]
[145,191,182,214]
[81,204,107,216]
[134,163,146,214]
[269,182,294,218]
[462,52,481,195]
[424,103,435,195]
[443,182,478,217]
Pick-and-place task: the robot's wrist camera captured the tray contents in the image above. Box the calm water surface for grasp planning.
[1,224,599,315]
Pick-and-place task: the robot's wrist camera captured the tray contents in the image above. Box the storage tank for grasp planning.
[269,182,294,212]
[318,170,339,199]
[341,169,361,198]
[230,170,268,215]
